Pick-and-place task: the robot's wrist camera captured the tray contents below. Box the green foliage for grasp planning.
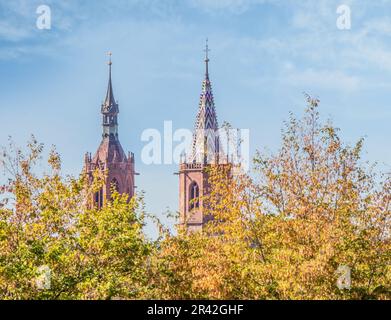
[0,137,151,299]
[0,96,389,300]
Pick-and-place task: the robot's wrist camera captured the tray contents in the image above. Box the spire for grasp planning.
[102,52,118,114]
[189,41,220,164]
[101,52,119,139]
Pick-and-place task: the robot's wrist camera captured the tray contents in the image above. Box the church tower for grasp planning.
[84,53,135,208]
[178,41,229,232]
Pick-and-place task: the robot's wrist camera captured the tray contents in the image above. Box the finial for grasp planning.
[204,38,210,78]
[106,51,113,85]
[107,51,112,66]
[204,38,210,61]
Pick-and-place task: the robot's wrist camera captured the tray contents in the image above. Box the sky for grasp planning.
[1,0,391,237]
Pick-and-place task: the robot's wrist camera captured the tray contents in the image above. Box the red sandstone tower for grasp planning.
[179,41,230,232]
[84,54,135,208]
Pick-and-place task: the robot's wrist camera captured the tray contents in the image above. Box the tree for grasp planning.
[151,95,390,300]
[0,136,151,299]
[1,95,389,300]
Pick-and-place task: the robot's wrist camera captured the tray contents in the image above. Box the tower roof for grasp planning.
[189,40,220,163]
[92,137,127,164]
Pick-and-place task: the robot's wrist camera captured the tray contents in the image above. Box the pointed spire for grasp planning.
[101,52,119,140]
[189,40,220,164]
[102,51,118,114]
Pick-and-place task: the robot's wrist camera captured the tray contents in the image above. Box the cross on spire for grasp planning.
[204,38,210,79]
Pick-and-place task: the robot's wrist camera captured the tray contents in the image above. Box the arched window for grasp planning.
[189,182,199,210]
[94,187,103,209]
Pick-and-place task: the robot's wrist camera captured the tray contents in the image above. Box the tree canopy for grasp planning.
[0,96,389,300]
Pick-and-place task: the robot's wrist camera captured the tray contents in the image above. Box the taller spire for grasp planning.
[189,40,220,164]
[101,52,119,139]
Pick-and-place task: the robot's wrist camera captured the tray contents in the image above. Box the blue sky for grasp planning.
[1,0,391,236]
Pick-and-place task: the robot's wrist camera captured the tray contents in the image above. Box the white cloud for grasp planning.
[361,17,391,36]
[284,68,361,92]
[187,0,276,14]
[189,0,250,12]
[0,21,31,42]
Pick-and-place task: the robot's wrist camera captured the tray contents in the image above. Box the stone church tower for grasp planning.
[84,54,135,208]
[179,41,230,232]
